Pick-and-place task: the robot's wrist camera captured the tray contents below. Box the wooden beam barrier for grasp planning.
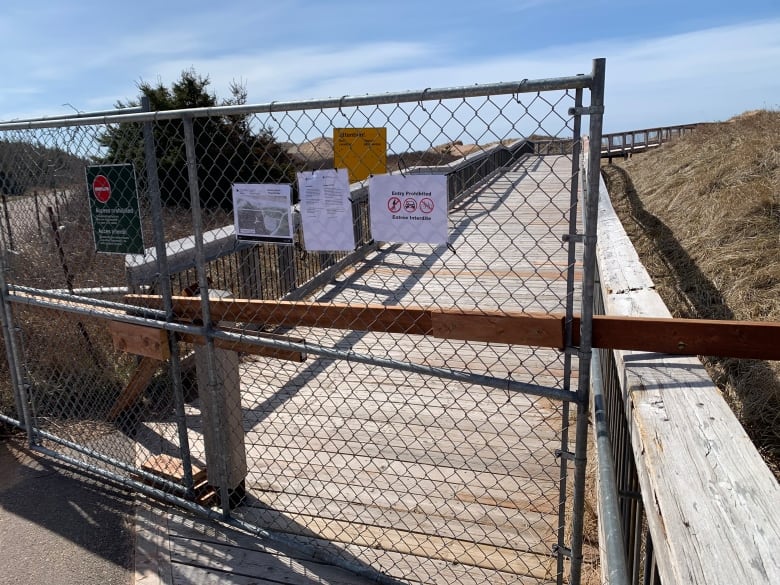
[578,315,780,361]
[125,295,780,360]
[109,317,306,362]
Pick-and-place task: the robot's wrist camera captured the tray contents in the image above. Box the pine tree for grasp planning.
[100,69,297,209]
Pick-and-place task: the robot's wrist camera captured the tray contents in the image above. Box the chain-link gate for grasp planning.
[0,59,605,584]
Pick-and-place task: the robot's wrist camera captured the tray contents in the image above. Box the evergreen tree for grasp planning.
[100,69,297,209]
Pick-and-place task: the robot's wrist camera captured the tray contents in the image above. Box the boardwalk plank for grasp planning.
[161,155,578,584]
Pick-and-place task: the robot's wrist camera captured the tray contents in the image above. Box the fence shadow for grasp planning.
[0,436,133,584]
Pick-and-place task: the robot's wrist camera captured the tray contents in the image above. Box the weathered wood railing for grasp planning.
[601,124,698,159]
[591,169,780,584]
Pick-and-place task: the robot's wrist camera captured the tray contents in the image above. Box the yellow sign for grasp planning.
[333,127,387,183]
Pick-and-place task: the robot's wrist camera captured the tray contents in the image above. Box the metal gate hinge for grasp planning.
[562,233,583,244]
[555,449,575,461]
[568,105,605,116]
[552,544,572,558]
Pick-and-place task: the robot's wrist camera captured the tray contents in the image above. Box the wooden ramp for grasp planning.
[138,154,581,584]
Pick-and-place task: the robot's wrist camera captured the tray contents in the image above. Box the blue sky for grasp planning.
[2,0,779,132]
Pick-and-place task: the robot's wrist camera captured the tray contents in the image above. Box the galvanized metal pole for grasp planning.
[569,57,606,585]
[181,115,234,517]
[0,242,31,436]
[591,349,630,585]
[142,96,196,494]
[556,84,585,584]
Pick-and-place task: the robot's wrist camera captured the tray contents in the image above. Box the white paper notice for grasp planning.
[297,169,355,251]
[369,174,448,244]
[232,183,293,242]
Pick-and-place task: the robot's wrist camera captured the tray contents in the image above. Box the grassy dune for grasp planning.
[602,110,780,477]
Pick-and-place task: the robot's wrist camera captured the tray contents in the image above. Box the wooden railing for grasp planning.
[125,139,534,301]
[601,124,698,159]
[591,169,780,584]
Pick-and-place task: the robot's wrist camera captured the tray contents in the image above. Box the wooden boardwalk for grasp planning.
[135,154,581,584]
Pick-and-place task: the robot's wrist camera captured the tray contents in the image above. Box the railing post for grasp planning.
[238,247,262,298]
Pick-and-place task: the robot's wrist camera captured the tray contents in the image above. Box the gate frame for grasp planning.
[0,58,607,585]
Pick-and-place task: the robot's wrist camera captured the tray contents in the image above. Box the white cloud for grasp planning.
[146,41,439,101]
[3,13,779,130]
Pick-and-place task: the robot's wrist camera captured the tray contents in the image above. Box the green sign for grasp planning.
[86,164,145,254]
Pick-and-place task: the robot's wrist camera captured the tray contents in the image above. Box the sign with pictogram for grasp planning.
[368,174,448,244]
[86,164,145,254]
[333,127,387,183]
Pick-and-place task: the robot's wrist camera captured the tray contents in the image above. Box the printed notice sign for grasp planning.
[368,174,448,244]
[86,163,145,254]
[232,183,293,242]
[333,127,387,183]
[297,168,355,251]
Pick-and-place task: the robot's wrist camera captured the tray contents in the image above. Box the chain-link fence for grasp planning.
[0,60,605,584]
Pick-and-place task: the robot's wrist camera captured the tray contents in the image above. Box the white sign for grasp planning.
[232,183,294,242]
[297,169,355,251]
[369,174,448,244]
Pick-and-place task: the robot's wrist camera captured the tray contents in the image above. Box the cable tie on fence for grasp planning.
[419,88,430,111]
[397,155,408,177]
[514,79,528,102]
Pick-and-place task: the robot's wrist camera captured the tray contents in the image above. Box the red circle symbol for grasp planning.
[403,198,417,213]
[93,175,111,203]
[387,196,401,213]
[419,198,434,214]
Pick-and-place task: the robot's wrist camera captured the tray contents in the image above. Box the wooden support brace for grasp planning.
[107,356,162,421]
[108,320,170,360]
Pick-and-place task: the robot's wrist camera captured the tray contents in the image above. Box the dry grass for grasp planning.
[602,109,780,477]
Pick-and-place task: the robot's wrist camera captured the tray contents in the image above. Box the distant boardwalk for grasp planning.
[140,154,581,584]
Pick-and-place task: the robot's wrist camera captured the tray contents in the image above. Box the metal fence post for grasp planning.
[569,57,606,585]
[0,233,33,440]
[182,115,247,517]
[555,84,585,583]
[142,96,196,494]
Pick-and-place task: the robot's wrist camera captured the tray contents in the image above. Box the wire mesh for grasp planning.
[0,78,598,584]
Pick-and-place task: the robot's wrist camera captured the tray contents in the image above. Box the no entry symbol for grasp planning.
[404,198,417,213]
[92,175,111,203]
[387,196,401,213]
[419,198,434,214]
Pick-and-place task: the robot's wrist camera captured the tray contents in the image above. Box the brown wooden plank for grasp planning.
[141,453,207,485]
[126,294,780,359]
[250,473,555,540]
[583,315,780,360]
[108,320,170,360]
[107,356,161,420]
[168,516,507,585]
[127,295,433,336]
[432,309,564,347]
